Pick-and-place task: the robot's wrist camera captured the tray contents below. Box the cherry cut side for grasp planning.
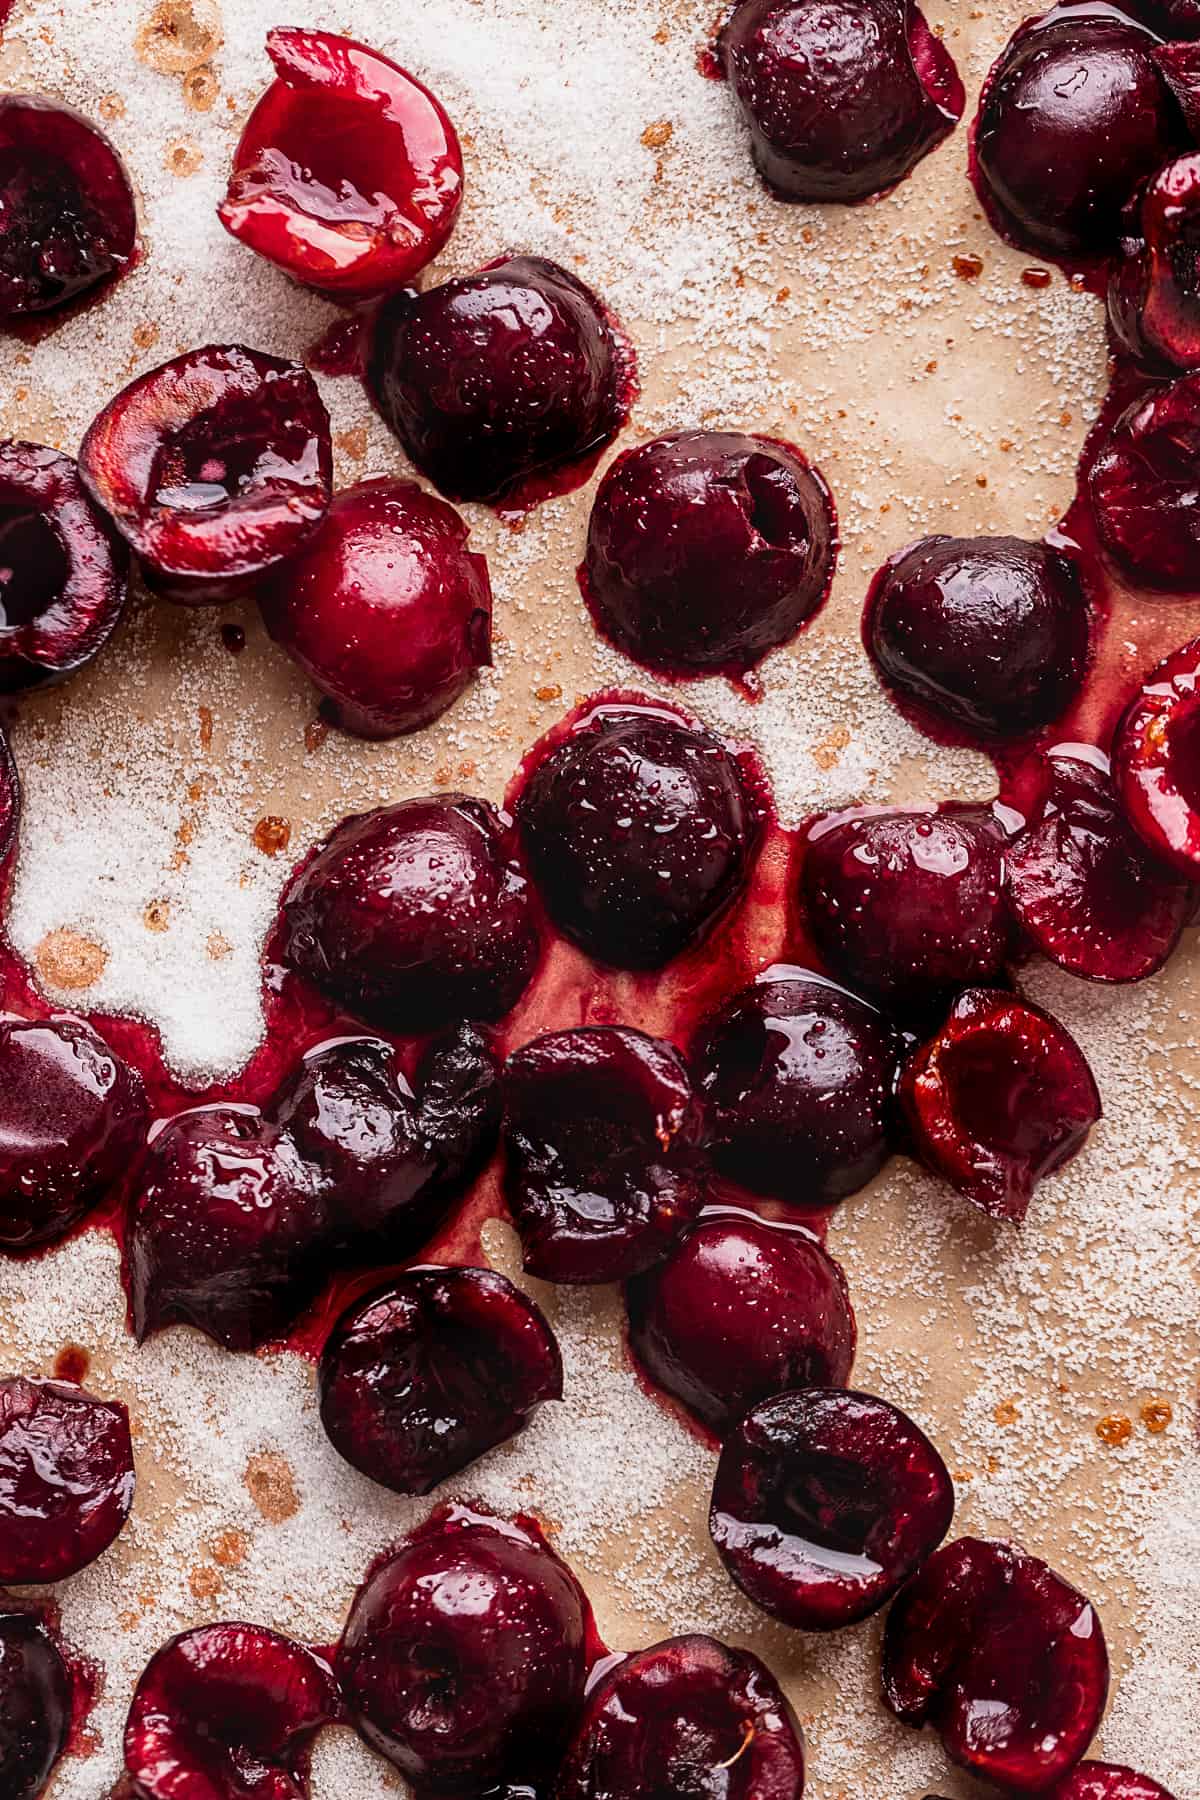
[1047,1766,1179,1800]
[1112,633,1200,874]
[1089,369,1200,590]
[0,1375,134,1583]
[219,28,463,299]
[0,1605,73,1800]
[1108,153,1200,370]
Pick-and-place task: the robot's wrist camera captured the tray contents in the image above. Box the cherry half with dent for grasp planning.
[1047,1766,1178,1800]
[0,1375,134,1583]
[710,1387,954,1630]
[0,1606,72,1800]
[1090,369,1200,591]
[1108,154,1200,370]
[219,28,463,299]
[1113,633,1200,874]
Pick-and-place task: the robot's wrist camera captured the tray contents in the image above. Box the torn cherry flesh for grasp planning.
[337,1506,588,1794]
[901,987,1101,1221]
[581,431,836,678]
[1047,1766,1178,1800]
[882,1535,1109,1792]
[318,1265,562,1495]
[1108,154,1200,370]
[78,344,332,604]
[1090,370,1200,590]
[0,1375,134,1583]
[722,0,963,203]
[556,1633,806,1800]
[0,1606,72,1800]
[1113,634,1200,874]
[710,1387,954,1630]
[219,28,463,299]
[0,95,136,318]
[625,1209,856,1435]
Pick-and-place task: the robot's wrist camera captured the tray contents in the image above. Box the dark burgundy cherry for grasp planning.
[337,1506,588,1793]
[0,1015,146,1250]
[1048,1766,1178,1800]
[865,534,1090,741]
[319,1266,561,1494]
[581,431,836,677]
[0,1375,133,1583]
[280,795,539,1034]
[1006,745,1192,981]
[721,0,963,203]
[259,477,492,739]
[0,95,136,318]
[123,1623,337,1800]
[556,1634,806,1800]
[882,1535,1109,1791]
[710,1387,953,1630]
[1090,370,1200,590]
[78,344,332,604]
[514,702,761,970]
[801,805,1010,1011]
[368,255,631,504]
[0,1607,72,1800]
[692,967,901,1209]
[973,6,1184,258]
[1113,634,1200,874]
[219,28,463,298]
[625,1210,856,1435]
[502,1027,706,1283]
[1108,154,1200,369]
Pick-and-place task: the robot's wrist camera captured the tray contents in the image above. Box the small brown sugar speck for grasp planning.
[993,1397,1020,1427]
[1097,1414,1133,1448]
[133,321,160,351]
[165,137,203,177]
[183,65,219,111]
[211,1528,249,1568]
[641,120,673,149]
[1022,266,1052,289]
[35,928,108,991]
[812,725,851,772]
[253,816,291,858]
[207,931,232,961]
[304,718,329,754]
[245,1451,299,1523]
[335,426,369,462]
[536,684,563,703]
[144,899,170,933]
[1141,1398,1173,1433]
[952,254,984,280]
[188,1564,223,1601]
[198,705,213,751]
[135,0,223,74]
[99,94,126,121]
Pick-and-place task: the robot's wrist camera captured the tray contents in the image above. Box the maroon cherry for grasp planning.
[78,344,332,604]
[902,987,1101,1222]
[319,1266,561,1495]
[0,1015,146,1251]
[556,1634,806,1800]
[0,1375,133,1583]
[882,1536,1109,1791]
[865,534,1090,742]
[625,1209,856,1435]
[123,1623,337,1800]
[259,477,492,739]
[692,967,901,1209]
[368,255,632,505]
[514,701,761,970]
[0,1606,72,1800]
[1113,634,1200,874]
[581,431,836,678]
[501,1027,706,1283]
[1048,1767,1178,1800]
[721,0,963,203]
[1109,154,1200,369]
[0,95,136,318]
[710,1387,953,1630]
[337,1506,589,1794]
[1090,371,1200,590]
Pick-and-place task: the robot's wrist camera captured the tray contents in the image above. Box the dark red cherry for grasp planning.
[555,1633,806,1800]
[1113,634,1200,874]
[259,477,491,739]
[368,255,632,505]
[973,7,1184,259]
[123,1623,337,1800]
[1089,371,1200,590]
[901,987,1101,1222]
[0,1376,133,1583]
[801,805,1010,1012]
[1006,745,1191,981]
[882,1535,1109,1791]
[280,795,539,1034]
[721,0,963,203]
[219,28,463,299]
[0,1015,146,1250]
[0,1606,72,1800]
[318,1266,561,1495]
[625,1210,856,1435]
[1048,1766,1178,1800]
[337,1506,588,1794]
[581,431,836,678]
[1108,155,1200,370]
[710,1387,953,1630]
[865,534,1090,742]
[0,95,136,318]
[692,968,901,1209]
[78,344,332,604]
[514,702,761,970]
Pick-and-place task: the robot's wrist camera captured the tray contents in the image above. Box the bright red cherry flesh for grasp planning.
[0,1375,134,1583]
[1112,634,1200,874]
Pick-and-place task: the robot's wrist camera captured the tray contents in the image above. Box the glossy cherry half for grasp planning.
[1113,634,1200,874]
[0,1375,134,1583]
[1047,1767,1178,1800]
[0,1606,72,1800]
[1108,153,1200,370]
[1089,370,1200,591]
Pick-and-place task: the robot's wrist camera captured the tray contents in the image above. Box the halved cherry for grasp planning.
[0,1605,72,1800]
[1109,154,1200,370]
[1090,372,1200,592]
[1113,634,1200,875]
[0,1375,134,1583]
[1048,1766,1178,1800]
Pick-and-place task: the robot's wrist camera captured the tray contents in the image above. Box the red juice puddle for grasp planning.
[53,1343,91,1385]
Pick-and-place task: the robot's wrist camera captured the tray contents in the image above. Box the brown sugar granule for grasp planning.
[143,899,170,933]
[335,426,368,461]
[812,725,851,772]
[35,928,108,991]
[211,1528,249,1568]
[244,1451,299,1523]
[188,1564,223,1601]
[952,253,984,280]
[135,0,223,75]
[207,931,232,960]
[536,684,563,703]
[304,718,329,753]
[133,321,160,352]
[993,1398,1020,1427]
[1096,1414,1133,1448]
[99,94,126,121]
[183,65,219,111]
[198,705,213,751]
[1022,266,1052,289]
[165,138,203,178]
[641,119,673,149]
[1141,1398,1173,1434]
[252,816,291,857]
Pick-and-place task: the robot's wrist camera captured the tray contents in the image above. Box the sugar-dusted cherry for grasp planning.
[219,28,463,299]
[1090,371,1200,591]
[1113,634,1200,875]
[0,1606,72,1800]
[710,1387,953,1630]
[556,1633,806,1800]
[318,1266,562,1495]
[625,1209,855,1435]
[78,344,332,604]
[1047,1766,1178,1800]
[722,0,963,203]
[0,1375,134,1583]
[882,1536,1109,1791]
[502,1027,706,1283]
[581,431,835,677]
[259,477,492,740]
[1109,154,1200,370]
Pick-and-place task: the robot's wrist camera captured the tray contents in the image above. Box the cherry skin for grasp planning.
[710,1387,954,1630]
[1047,1766,1179,1800]
[318,1266,562,1495]
[0,1375,134,1583]
[581,431,836,678]
[625,1209,856,1435]
[1089,370,1200,590]
[0,1606,72,1800]
[721,0,963,203]
[1112,634,1200,875]
[1108,154,1200,370]
[555,1633,806,1800]
[219,28,463,299]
